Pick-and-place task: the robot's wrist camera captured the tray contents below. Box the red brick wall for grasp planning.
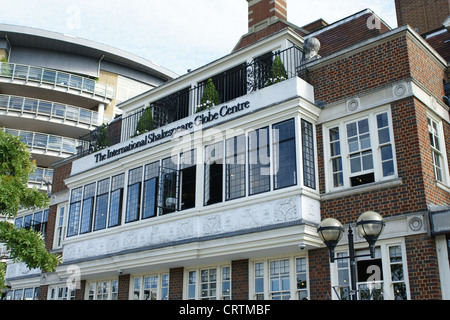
[308,248,331,300]
[45,205,57,251]
[38,285,48,300]
[309,36,410,106]
[395,0,450,34]
[118,274,130,300]
[52,162,72,194]
[405,234,442,299]
[231,259,249,300]
[169,267,184,300]
[248,0,287,29]
[75,280,86,300]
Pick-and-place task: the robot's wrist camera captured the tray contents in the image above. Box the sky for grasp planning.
[0,0,398,76]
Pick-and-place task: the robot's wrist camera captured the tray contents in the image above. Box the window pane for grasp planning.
[204,142,223,205]
[142,178,157,219]
[226,134,246,200]
[301,119,316,189]
[109,174,124,227]
[94,178,110,231]
[273,119,297,189]
[249,127,270,195]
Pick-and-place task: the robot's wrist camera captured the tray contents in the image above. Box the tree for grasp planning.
[196,78,219,113]
[0,130,61,289]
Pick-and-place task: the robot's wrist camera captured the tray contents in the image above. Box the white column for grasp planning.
[98,103,105,125]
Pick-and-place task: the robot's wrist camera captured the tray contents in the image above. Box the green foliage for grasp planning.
[265,56,288,86]
[95,123,110,151]
[0,130,60,289]
[134,107,154,136]
[0,222,61,282]
[0,130,49,217]
[196,78,219,113]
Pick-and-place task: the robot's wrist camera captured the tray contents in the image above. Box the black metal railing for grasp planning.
[78,45,306,157]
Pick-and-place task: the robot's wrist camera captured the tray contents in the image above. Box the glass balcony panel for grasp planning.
[94,83,106,96]
[42,70,56,84]
[52,104,66,118]
[63,139,77,153]
[33,134,48,149]
[28,67,43,82]
[69,75,82,89]
[47,136,62,151]
[56,73,70,86]
[19,131,34,147]
[13,65,28,80]
[29,168,44,182]
[5,128,18,136]
[0,95,8,109]
[0,62,12,77]
[9,97,24,111]
[23,98,38,113]
[79,109,92,124]
[65,106,79,121]
[38,101,52,115]
[83,79,95,93]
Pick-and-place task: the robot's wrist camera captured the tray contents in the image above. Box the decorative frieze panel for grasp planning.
[62,195,320,262]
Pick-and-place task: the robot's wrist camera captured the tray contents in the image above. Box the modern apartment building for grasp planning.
[4,0,450,301]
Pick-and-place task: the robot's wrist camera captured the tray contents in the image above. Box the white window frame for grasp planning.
[86,279,119,300]
[48,285,76,300]
[427,113,450,187]
[330,238,410,300]
[323,106,397,192]
[184,265,231,300]
[53,202,67,249]
[249,255,309,300]
[130,272,170,300]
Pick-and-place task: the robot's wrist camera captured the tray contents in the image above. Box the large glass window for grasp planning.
[187,266,231,300]
[126,167,143,223]
[301,120,316,189]
[273,119,297,189]
[80,183,96,234]
[226,134,246,200]
[142,161,159,219]
[94,178,110,231]
[67,187,83,237]
[108,174,124,228]
[159,157,178,214]
[132,273,170,300]
[248,127,270,195]
[204,142,223,206]
[180,150,197,210]
[326,111,396,191]
[389,245,407,300]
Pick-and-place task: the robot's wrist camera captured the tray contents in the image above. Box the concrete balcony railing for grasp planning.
[0,94,102,126]
[0,62,115,100]
[3,128,79,156]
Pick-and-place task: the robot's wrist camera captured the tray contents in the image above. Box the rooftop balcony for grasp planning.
[0,62,115,107]
[78,45,306,157]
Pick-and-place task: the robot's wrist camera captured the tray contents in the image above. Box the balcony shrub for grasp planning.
[95,123,110,151]
[196,78,219,113]
[265,56,287,87]
[134,107,154,137]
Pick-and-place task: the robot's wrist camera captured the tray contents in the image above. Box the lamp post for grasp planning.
[317,211,385,300]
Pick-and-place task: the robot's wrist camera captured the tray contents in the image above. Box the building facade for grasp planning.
[4,0,450,301]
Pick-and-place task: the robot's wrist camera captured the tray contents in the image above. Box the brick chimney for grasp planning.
[247,0,288,32]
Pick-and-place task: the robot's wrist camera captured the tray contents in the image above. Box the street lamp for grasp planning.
[317,211,385,300]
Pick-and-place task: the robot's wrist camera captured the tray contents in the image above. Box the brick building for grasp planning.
[4,0,450,301]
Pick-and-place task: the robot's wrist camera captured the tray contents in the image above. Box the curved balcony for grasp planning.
[4,128,79,167]
[0,62,115,103]
[0,94,102,127]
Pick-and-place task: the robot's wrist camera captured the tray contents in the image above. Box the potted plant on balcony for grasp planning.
[265,56,287,87]
[133,107,154,137]
[95,123,109,151]
[196,78,219,113]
